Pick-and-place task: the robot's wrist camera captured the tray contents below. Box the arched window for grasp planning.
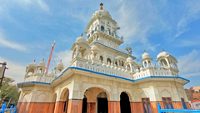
[100,56,103,63]
[144,61,147,67]
[108,28,111,35]
[115,61,118,66]
[101,26,104,32]
[107,58,112,65]
[160,59,168,67]
[122,61,124,66]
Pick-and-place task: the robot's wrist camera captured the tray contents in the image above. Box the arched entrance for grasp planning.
[82,87,109,113]
[97,92,108,113]
[120,92,131,113]
[82,95,87,113]
[60,88,69,113]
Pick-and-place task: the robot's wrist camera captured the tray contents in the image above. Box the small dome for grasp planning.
[38,59,45,67]
[93,10,111,18]
[142,52,151,60]
[76,36,87,43]
[157,51,169,59]
[92,4,112,20]
[126,57,134,63]
[28,60,37,68]
[56,60,64,71]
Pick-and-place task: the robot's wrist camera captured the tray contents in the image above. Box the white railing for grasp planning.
[23,58,178,83]
[71,58,132,79]
[71,58,178,80]
[133,66,173,79]
[24,73,55,83]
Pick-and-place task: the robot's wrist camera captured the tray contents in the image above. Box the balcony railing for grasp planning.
[71,58,132,79]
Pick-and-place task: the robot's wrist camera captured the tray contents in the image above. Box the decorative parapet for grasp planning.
[70,58,178,81]
[133,66,175,80]
[24,74,55,83]
[71,58,133,79]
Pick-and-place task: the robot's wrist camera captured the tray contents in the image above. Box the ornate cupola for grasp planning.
[25,60,37,78]
[37,59,46,74]
[142,51,152,68]
[157,50,179,75]
[55,60,64,73]
[85,3,123,49]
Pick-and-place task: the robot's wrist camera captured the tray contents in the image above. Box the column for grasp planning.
[173,101,183,109]
[54,101,65,113]
[130,102,144,113]
[67,99,83,113]
[87,102,96,113]
[108,101,120,113]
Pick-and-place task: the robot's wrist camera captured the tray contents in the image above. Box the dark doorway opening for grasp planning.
[82,96,87,113]
[120,92,131,113]
[97,97,108,113]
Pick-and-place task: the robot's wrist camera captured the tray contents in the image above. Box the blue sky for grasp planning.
[0,0,200,88]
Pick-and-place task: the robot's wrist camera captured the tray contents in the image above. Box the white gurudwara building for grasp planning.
[17,3,190,113]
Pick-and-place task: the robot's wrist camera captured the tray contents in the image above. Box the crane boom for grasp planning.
[45,41,56,75]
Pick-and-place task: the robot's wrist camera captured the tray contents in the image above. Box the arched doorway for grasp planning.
[82,95,87,113]
[97,92,108,113]
[82,87,109,113]
[60,88,69,113]
[120,92,131,113]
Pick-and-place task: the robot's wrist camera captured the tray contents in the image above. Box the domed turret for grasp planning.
[55,60,64,73]
[142,52,151,60]
[25,60,37,77]
[142,51,152,68]
[156,51,178,74]
[37,59,46,74]
[85,3,122,48]
[91,3,112,20]
[157,51,169,59]
[38,59,45,67]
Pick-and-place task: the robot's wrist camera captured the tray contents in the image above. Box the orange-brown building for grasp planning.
[17,3,190,113]
[185,86,200,109]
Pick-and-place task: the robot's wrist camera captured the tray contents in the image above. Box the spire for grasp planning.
[100,3,104,10]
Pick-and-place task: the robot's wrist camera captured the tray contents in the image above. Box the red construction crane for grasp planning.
[45,41,56,75]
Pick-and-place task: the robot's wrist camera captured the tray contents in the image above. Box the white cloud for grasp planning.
[178,50,200,78]
[0,57,25,83]
[176,38,200,47]
[0,32,28,52]
[55,50,72,67]
[15,0,50,12]
[112,0,166,51]
[0,0,50,13]
[174,1,200,38]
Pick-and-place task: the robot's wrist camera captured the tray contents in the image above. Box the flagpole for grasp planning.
[45,41,56,75]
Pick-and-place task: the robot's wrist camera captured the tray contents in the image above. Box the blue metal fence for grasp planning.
[0,102,16,113]
[157,103,200,113]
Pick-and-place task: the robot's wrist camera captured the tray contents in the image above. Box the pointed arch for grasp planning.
[120,92,131,113]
